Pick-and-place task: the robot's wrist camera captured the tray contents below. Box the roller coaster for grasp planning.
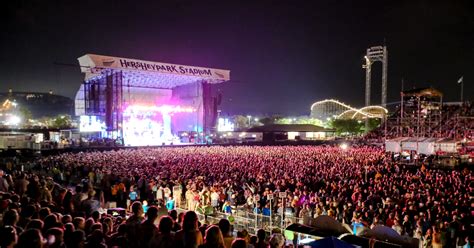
[310,99,387,121]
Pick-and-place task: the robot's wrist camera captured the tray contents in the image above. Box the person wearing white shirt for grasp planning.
[211,189,220,210]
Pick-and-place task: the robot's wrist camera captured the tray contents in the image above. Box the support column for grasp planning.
[381,47,388,107]
[365,57,372,107]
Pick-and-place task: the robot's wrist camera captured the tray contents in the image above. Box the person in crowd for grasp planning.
[85,229,107,248]
[249,236,258,248]
[199,225,226,248]
[149,215,175,248]
[3,209,23,234]
[236,229,254,248]
[81,190,100,217]
[140,206,159,248]
[126,201,144,247]
[174,211,203,248]
[108,224,127,248]
[16,228,45,248]
[45,227,65,248]
[219,218,235,248]
[166,196,175,211]
[0,225,18,248]
[129,186,138,203]
[231,238,247,248]
[269,233,285,248]
[254,229,268,248]
[168,209,182,231]
[0,169,10,192]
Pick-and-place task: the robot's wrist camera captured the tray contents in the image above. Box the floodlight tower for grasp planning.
[363,46,388,107]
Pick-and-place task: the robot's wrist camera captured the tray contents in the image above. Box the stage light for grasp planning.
[218,118,234,132]
[6,115,21,125]
[340,143,348,150]
[80,115,105,132]
[123,105,195,115]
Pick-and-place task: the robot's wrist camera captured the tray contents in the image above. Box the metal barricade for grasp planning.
[173,199,309,235]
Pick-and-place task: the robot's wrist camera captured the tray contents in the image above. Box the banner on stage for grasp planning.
[79,54,230,81]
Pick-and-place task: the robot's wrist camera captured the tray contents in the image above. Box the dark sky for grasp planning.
[1,0,473,115]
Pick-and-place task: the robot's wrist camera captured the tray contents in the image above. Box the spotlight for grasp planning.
[7,115,21,125]
[340,143,348,150]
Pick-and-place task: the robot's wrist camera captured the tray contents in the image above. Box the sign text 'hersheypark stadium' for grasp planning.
[119,59,213,77]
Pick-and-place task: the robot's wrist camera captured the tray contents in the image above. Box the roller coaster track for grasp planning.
[310,99,387,120]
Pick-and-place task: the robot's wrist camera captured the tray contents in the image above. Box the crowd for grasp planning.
[0,145,472,248]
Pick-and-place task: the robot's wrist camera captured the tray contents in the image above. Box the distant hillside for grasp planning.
[0,91,74,118]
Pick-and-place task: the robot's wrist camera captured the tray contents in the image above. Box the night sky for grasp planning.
[1,0,473,115]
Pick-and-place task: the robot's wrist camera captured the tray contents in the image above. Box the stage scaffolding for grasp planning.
[84,71,123,135]
[395,87,443,138]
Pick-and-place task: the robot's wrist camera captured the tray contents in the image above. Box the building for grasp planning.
[247,124,335,142]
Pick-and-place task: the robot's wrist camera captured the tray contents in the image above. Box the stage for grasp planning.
[75,54,230,146]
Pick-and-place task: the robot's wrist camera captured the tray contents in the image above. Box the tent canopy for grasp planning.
[307,236,354,248]
[386,137,460,155]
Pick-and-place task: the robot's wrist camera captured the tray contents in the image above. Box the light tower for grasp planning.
[363,46,388,107]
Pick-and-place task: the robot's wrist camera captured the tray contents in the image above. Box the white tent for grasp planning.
[417,138,438,155]
[401,138,421,151]
[434,138,459,153]
[385,137,408,153]
[387,137,460,155]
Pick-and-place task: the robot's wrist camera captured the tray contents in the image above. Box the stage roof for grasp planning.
[78,54,230,89]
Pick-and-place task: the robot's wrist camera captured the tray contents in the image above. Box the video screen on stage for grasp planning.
[122,104,196,146]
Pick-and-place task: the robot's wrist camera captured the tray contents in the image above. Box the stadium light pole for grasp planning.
[247,115,251,127]
[364,46,388,107]
[363,55,372,132]
[364,46,388,132]
[458,76,464,102]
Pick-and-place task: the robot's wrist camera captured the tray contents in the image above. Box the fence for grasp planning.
[174,200,306,235]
